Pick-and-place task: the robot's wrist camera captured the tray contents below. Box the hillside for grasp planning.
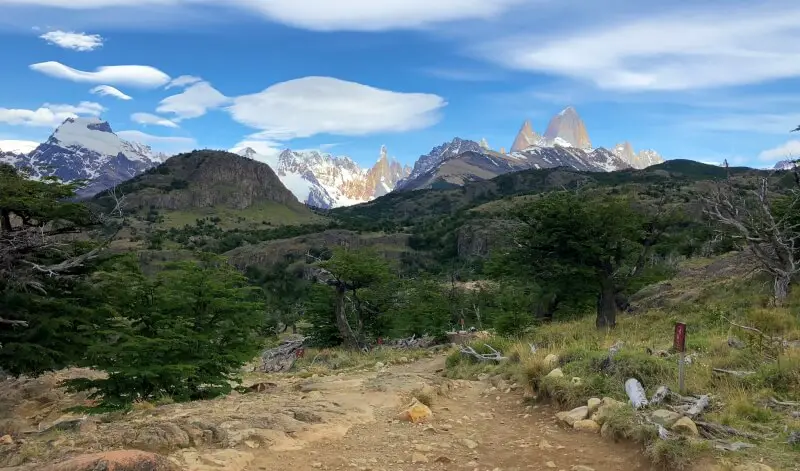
[93,150,322,231]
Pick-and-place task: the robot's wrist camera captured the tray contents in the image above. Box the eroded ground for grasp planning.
[1,356,655,471]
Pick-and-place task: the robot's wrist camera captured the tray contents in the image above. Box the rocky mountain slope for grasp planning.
[233,145,410,209]
[613,141,664,169]
[2,118,165,198]
[97,150,305,214]
[542,106,591,149]
[775,159,798,170]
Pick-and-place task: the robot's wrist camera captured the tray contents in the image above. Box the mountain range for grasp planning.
[396,107,665,191]
[2,107,666,205]
[1,118,165,198]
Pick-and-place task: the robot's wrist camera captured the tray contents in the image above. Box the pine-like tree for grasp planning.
[67,254,265,408]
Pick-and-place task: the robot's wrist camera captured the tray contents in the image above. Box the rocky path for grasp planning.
[243,357,650,471]
[1,355,654,471]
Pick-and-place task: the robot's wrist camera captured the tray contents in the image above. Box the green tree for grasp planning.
[509,191,646,328]
[313,248,394,349]
[0,164,111,376]
[391,277,451,338]
[67,254,265,409]
[246,260,310,336]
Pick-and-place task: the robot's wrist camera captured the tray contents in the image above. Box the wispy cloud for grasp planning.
[39,30,103,51]
[759,140,800,161]
[0,101,104,127]
[30,61,170,88]
[478,2,800,91]
[229,76,446,140]
[131,112,179,128]
[90,85,133,100]
[157,81,229,120]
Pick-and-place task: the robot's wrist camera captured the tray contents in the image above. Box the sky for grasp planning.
[0,0,799,169]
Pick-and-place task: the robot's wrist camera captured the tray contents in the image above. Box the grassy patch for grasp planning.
[444,263,800,469]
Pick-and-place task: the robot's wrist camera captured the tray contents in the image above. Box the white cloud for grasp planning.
[39,30,103,51]
[230,139,285,160]
[482,3,800,91]
[759,140,800,161]
[0,101,103,127]
[157,81,229,120]
[424,68,499,82]
[30,61,170,88]
[229,76,446,140]
[44,101,105,116]
[165,75,202,89]
[5,0,525,31]
[131,112,179,128]
[227,0,525,31]
[90,85,133,100]
[117,130,197,153]
[686,113,800,135]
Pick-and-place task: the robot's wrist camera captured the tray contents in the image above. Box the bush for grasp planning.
[65,254,265,409]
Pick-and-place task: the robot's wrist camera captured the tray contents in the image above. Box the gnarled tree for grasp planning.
[704,175,799,305]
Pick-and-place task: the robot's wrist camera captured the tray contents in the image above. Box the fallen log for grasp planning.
[696,421,761,440]
[625,378,649,409]
[686,395,710,418]
[460,344,507,362]
[259,337,307,373]
[650,386,670,406]
[712,368,756,377]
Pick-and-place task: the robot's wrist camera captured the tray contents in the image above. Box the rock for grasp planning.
[434,456,452,463]
[571,466,595,471]
[600,422,612,439]
[411,452,429,464]
[0,434,12,445]
[178,449,254,471]
[671,417,699,436]
[593,401,625,425]
[399,356,409,363]
[477,373,490,381]
[570,377,583,386]
[546,461,557,468]
[40,450,180,471]
[733,465,774,471]
[311,463,323,468]
[573,419,601,433]
[396,399,433,423]
[543,353,559,368]
[650,409,682,428]
[587,398,602,414]
[460,438,479,449]
[546,368,564,378]
[414,444,434,452]
[538,439,553,449]
[557,406,589,426]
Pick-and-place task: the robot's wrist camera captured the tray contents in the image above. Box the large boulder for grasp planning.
[397,398,433,423]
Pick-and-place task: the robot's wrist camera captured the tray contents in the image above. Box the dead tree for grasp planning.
[704,175,800,305]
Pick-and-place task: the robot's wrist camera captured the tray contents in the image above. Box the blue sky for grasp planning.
[1,0,799,168]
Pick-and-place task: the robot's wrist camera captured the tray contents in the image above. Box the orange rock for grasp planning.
[397,398,433,423]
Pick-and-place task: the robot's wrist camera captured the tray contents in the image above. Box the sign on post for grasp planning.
[674,322,687,393]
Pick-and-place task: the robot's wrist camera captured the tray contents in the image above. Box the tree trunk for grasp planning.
[0,209,11,233]
[334,284,359,349]
[774,274,791,306]
[596,276,618,329]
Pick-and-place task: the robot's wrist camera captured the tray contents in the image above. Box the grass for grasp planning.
[444,259,800,470]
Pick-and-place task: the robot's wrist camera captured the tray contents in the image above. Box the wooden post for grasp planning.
[674,322,687,393]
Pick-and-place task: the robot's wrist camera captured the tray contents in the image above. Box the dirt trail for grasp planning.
[0,355,654,471]
[243,357,650,471]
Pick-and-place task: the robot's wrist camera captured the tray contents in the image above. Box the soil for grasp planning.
[1,355,657,471]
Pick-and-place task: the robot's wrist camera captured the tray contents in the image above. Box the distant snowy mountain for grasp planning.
[612,141,664,169]
[232,145,410,209]
[8,118,165,197]
[0,140,39,155]
[397,132,632,192]
[775,159,798,170]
